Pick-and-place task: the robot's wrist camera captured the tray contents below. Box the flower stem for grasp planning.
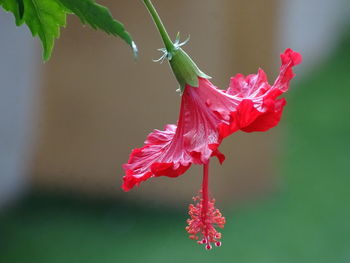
[143,0,175,53]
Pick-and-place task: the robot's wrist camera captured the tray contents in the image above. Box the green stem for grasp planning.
[143,0,174,52]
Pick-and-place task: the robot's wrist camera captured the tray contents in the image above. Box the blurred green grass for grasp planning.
[1,40,350,263]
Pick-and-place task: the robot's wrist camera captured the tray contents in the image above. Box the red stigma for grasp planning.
[185,162,225,250]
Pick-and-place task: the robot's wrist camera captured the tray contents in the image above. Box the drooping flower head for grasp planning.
[123,48,301,191]
[122,0,302,250]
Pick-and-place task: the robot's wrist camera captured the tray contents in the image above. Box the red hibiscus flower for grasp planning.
[123,0,302,250]
[123,48,301,191]
[122,48,301,248]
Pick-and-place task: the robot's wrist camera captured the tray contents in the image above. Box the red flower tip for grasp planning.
[186,191,226,250]
[281,48,302,66]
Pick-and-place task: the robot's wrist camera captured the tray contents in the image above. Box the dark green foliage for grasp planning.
[57,0,137,57]
[0,0,136,60]
[17,0,24,19]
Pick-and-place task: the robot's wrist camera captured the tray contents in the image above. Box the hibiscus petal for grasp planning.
[122,124,192,191]
[122,88,227,191]
[235,48,302,132]
[192,49,301,135]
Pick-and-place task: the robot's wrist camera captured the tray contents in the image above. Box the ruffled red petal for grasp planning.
[122,169,153,192]
[241,98,286,132]
[228,48,301,132]
[122,124,192,191]
[122,86,227,191]
[192,49,301,135]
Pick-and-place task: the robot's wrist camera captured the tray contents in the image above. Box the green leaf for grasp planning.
[0,0,23,25]
[25,0,67,60]
[56,0,137,57]
[0,0,66,61]
[17,0,24,19]
[0,0,137,61]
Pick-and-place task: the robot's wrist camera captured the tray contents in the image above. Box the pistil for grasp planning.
[186,160,226,250]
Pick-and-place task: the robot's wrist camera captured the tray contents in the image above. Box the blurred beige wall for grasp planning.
[31,0,280,206]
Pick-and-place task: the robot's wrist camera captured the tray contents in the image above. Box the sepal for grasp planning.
[169,47,211,93]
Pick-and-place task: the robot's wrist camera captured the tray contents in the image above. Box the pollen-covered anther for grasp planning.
[186,191,225,250]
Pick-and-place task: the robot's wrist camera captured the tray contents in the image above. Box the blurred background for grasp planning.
[1,0,350,262]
